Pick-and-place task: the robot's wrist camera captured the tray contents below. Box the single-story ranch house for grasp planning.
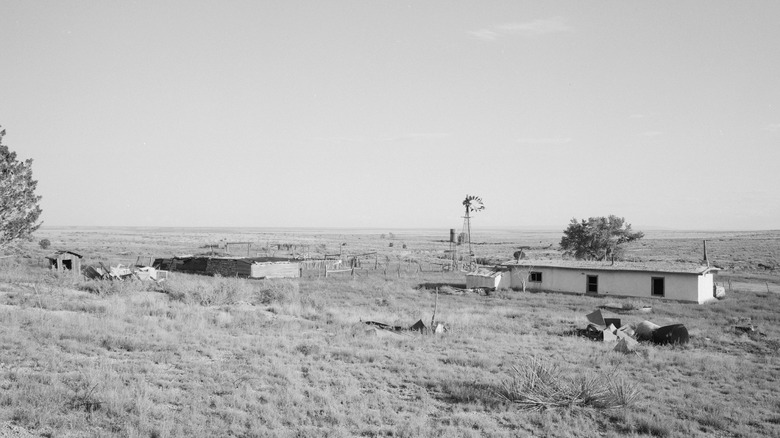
[467,260,720,304]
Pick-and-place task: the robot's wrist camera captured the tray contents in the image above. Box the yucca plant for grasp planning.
[497,357,641,411]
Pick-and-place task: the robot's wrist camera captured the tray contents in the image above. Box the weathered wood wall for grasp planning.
[251,262,301,279]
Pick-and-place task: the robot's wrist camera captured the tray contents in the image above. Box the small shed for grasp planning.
[162,256,300,278]
[466,267,510,290]
[47,251,83,273]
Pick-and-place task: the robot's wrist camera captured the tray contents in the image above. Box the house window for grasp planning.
[587,275,598,293]
[652,277,665,297]
[529,271,542,282]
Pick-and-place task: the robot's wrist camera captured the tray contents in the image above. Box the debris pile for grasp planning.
[83,260,169,283]
[733,317,767,337]
[601,302,653,313]
[362,319,447,336]
[572,309,689,352]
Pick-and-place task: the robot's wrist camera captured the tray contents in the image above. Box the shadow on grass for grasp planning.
[416,282,467,290]
[422,380,504,409]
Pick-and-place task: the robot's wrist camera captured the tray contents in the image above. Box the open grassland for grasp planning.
[1,228,779,437]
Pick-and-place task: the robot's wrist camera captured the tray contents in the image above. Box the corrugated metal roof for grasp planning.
[174,256,294,264]
[501,260,719,275]
[46,250,83,259]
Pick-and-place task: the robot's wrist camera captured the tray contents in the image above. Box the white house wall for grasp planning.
[697,273,715,304]
[497,273,511,289]
[509,266,706,303]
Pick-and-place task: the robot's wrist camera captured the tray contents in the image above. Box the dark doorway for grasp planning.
[652,277,665,297]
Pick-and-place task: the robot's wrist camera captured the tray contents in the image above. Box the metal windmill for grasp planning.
[461,194,484,266]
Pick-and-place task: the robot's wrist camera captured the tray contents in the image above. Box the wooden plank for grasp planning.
[251,262,301,279]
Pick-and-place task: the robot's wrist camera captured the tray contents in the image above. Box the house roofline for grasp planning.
[501,260,719,276]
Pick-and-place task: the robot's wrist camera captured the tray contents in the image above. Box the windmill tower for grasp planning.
[460,195,484,268]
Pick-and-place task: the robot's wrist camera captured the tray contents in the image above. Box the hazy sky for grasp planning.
[1,1,778,230]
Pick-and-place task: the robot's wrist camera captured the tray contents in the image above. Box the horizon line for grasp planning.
[38,225,779,233]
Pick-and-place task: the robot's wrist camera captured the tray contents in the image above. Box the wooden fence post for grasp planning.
[431,288,439,331]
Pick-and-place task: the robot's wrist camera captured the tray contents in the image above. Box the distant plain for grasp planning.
[1,227,778,437]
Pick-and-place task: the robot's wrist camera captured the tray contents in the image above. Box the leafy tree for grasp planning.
[559,215,643,261]
[0,126,42,249]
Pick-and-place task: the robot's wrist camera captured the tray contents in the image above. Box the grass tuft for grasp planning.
[63,372,102,414]
[634,416,672,437]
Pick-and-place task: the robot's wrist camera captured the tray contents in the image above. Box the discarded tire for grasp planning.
[635,321,661,341]
[652,324,689,345]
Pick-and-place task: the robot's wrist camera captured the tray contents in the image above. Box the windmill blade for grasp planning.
[464,195,484,212]
[463,195,482,206]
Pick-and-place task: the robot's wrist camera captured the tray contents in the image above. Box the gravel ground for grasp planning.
[0,422,36,438]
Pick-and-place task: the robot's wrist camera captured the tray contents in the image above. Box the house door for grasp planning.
[586,275,598,294]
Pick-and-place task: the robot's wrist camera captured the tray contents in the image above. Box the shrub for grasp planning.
[38,238,50,250]
[165,275,253,305]
[164,276,311,309]
[39,269,81,292]
[258,279,324,317]
[0,258,41,284]
[497,358,641,411]
[257,279,300,305]
[294,343,321,356]
[77,279,150,296]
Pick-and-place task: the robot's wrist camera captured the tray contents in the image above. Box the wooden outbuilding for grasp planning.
[47,251,83,274]
[466,267,511,290]
[151,255,301,279]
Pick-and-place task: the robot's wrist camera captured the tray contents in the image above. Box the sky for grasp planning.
[1,1,779,230]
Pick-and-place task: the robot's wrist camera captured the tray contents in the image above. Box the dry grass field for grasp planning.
[1,227,779,437]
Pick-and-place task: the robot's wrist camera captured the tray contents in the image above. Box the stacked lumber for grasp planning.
[177,257,209,273]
